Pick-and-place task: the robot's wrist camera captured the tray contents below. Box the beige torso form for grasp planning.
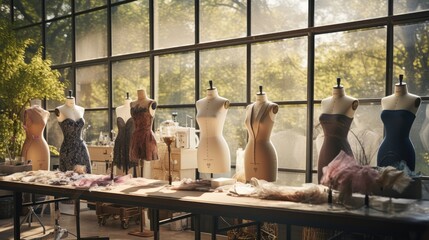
[320,87,358,118]
[22,105,50,170]
[244,94,278,182]
[381,84,421,114]
[196,89,231,174]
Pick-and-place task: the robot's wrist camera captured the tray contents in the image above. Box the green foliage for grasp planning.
[0,18,66,160]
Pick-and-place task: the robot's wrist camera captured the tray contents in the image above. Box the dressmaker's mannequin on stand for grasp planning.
[318,78,358,182]
[113,92,135,174]
[196,81,231,174]
[377,75,421,171]
[56,90,91,173]
[129,88,158,176]
[21,99,50,170]
[244,86,278,182]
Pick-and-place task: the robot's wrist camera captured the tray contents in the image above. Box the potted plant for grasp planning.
[0,19,66,162]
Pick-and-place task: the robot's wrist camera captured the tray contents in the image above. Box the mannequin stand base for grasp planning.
[128,230,154,237]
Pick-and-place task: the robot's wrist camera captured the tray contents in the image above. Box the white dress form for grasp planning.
[381,80,421,114]
[21,99,50,170]
[244,87,279,182]
[55,97,85,122]
[116,94,133,122]
[196,82,231,174]
[320,80,359,117]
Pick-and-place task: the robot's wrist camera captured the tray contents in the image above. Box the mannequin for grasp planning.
[113,92,135,173]
[196,81,231,174]
[318,78,358,182]
[55,90,91,173]
[129,88,158,163]
[244,86,279,182]
[377,75,421,171]
[21,99,50,170]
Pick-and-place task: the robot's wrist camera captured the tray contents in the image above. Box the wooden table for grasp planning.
[0,178,428,240]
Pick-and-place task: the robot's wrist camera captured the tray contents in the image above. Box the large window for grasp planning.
[3,0,429,182]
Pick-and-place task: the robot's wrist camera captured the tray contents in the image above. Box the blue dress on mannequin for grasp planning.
[377,109,416,171]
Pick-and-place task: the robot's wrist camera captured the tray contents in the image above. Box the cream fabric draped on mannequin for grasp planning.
[196,83,231,174]
[244,92,278,182]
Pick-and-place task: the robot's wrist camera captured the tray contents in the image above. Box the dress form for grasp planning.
[21,99,50,170]
[56,90,91,173]
[55,91,85,122]
[320,78,359,118]
[116,92,132,122]
[129,88,158,165]
[114,93,135,173]
[318,78,358,182]
[377,75,421,171]
[244,86,279,182]
[196,81,231,174]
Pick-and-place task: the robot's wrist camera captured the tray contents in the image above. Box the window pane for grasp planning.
[76,10,107,61]
[393,21,429,97]
[394,0,429,15]
[200,46,246,103]
[46,0,71,20]
[47,112,64,154]
[277,172,314,186]
[1,0,11,21]
[112,58,150,108]
[272,105,308,170]
[154,0,194,49]
[76,64,108,108]
[75,0,107,12]
[13,0,42,26]
[414,101,429,175]
[46,68,74,110]
[155,52,195,105]
[16,25,42,60]
[313,103,383,171]
[252,0,307,35]
[224,106,247,165]
[252,38,307,102]
[315,0,387,26]
[112,0,149,56]
[200,0,246,43]
[153,108,196,132]
[315,28,386,100]
[83,110,110,145]
[46,18,72,64]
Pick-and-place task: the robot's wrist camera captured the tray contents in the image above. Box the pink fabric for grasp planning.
[321,151,379,196]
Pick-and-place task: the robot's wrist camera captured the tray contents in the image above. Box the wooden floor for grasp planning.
[0,204,227,240]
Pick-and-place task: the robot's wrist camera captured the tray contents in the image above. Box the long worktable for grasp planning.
[0,177,428,240]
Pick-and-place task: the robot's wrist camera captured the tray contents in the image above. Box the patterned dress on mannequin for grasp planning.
[59,118,91,173]
[129,101,158,162]
[113,117,135,170]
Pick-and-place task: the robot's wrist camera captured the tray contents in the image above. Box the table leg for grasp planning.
[75,200,81,239]
[13,191,22,240]
[211,216,218,240]
[193,214,201,240]
[150,209,160,240]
